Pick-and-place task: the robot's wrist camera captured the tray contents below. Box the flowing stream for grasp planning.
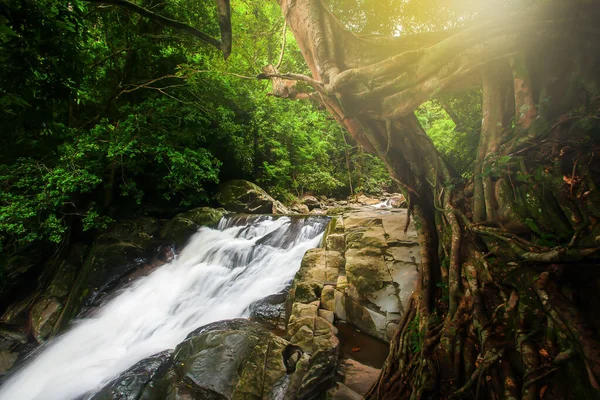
[0,215,328,400]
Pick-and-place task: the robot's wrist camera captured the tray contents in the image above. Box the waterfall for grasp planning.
[0,215,328,400]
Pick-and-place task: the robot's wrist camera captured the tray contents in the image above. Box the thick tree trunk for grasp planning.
[275,0,600,398]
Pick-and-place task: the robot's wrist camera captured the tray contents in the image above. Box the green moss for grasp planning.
[293,281,322,303]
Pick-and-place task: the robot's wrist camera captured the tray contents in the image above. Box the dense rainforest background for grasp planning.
[2,0,599,399]
[0,0,408,255]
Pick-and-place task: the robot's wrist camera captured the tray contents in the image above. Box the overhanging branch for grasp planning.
[86,0,231,59]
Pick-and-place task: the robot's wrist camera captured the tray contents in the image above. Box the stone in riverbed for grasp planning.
[290,203,310,214]
[143,319,334,400]
[301,195,321,210]
[90,350,173,400]
[216,180,288,214]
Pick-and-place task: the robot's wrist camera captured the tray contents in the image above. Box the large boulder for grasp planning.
[216,180,288,214]
[290,203,310,214]
[336,358,380,395]
[105,319,336,400]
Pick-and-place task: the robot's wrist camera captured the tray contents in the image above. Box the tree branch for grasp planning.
[86,0,230,59]
[256,72,324,91]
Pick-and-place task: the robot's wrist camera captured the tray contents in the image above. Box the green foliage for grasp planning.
[0,0,406,252]
[351,151,393,195]
[0,0,392,251]
[416,96,481,176]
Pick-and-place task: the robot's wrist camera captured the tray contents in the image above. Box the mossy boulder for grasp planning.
[29,297,63,343]
[0,350,18,376]
[98,217,160,248]
[160,207,226,248]
[216,180,288,214]
[139,319,314,400]
[291,281,322,304]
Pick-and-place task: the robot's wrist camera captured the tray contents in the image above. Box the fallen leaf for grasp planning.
[540,385,548,398]
[563,175,580,185]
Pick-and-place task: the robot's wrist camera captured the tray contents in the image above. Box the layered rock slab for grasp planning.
[288,208,419,342]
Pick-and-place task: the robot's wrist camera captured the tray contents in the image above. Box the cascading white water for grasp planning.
[0,215,327,400]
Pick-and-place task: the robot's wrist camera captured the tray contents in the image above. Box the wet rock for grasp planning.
[82,242,147,309]
[149,319,323,400]
[91,350,173,400]
[0,328,27,351]
[160,207,226,248]
[29,297,63,343]
[0,350,18,375]
[216,180,288,214]
[249,292,288,330]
